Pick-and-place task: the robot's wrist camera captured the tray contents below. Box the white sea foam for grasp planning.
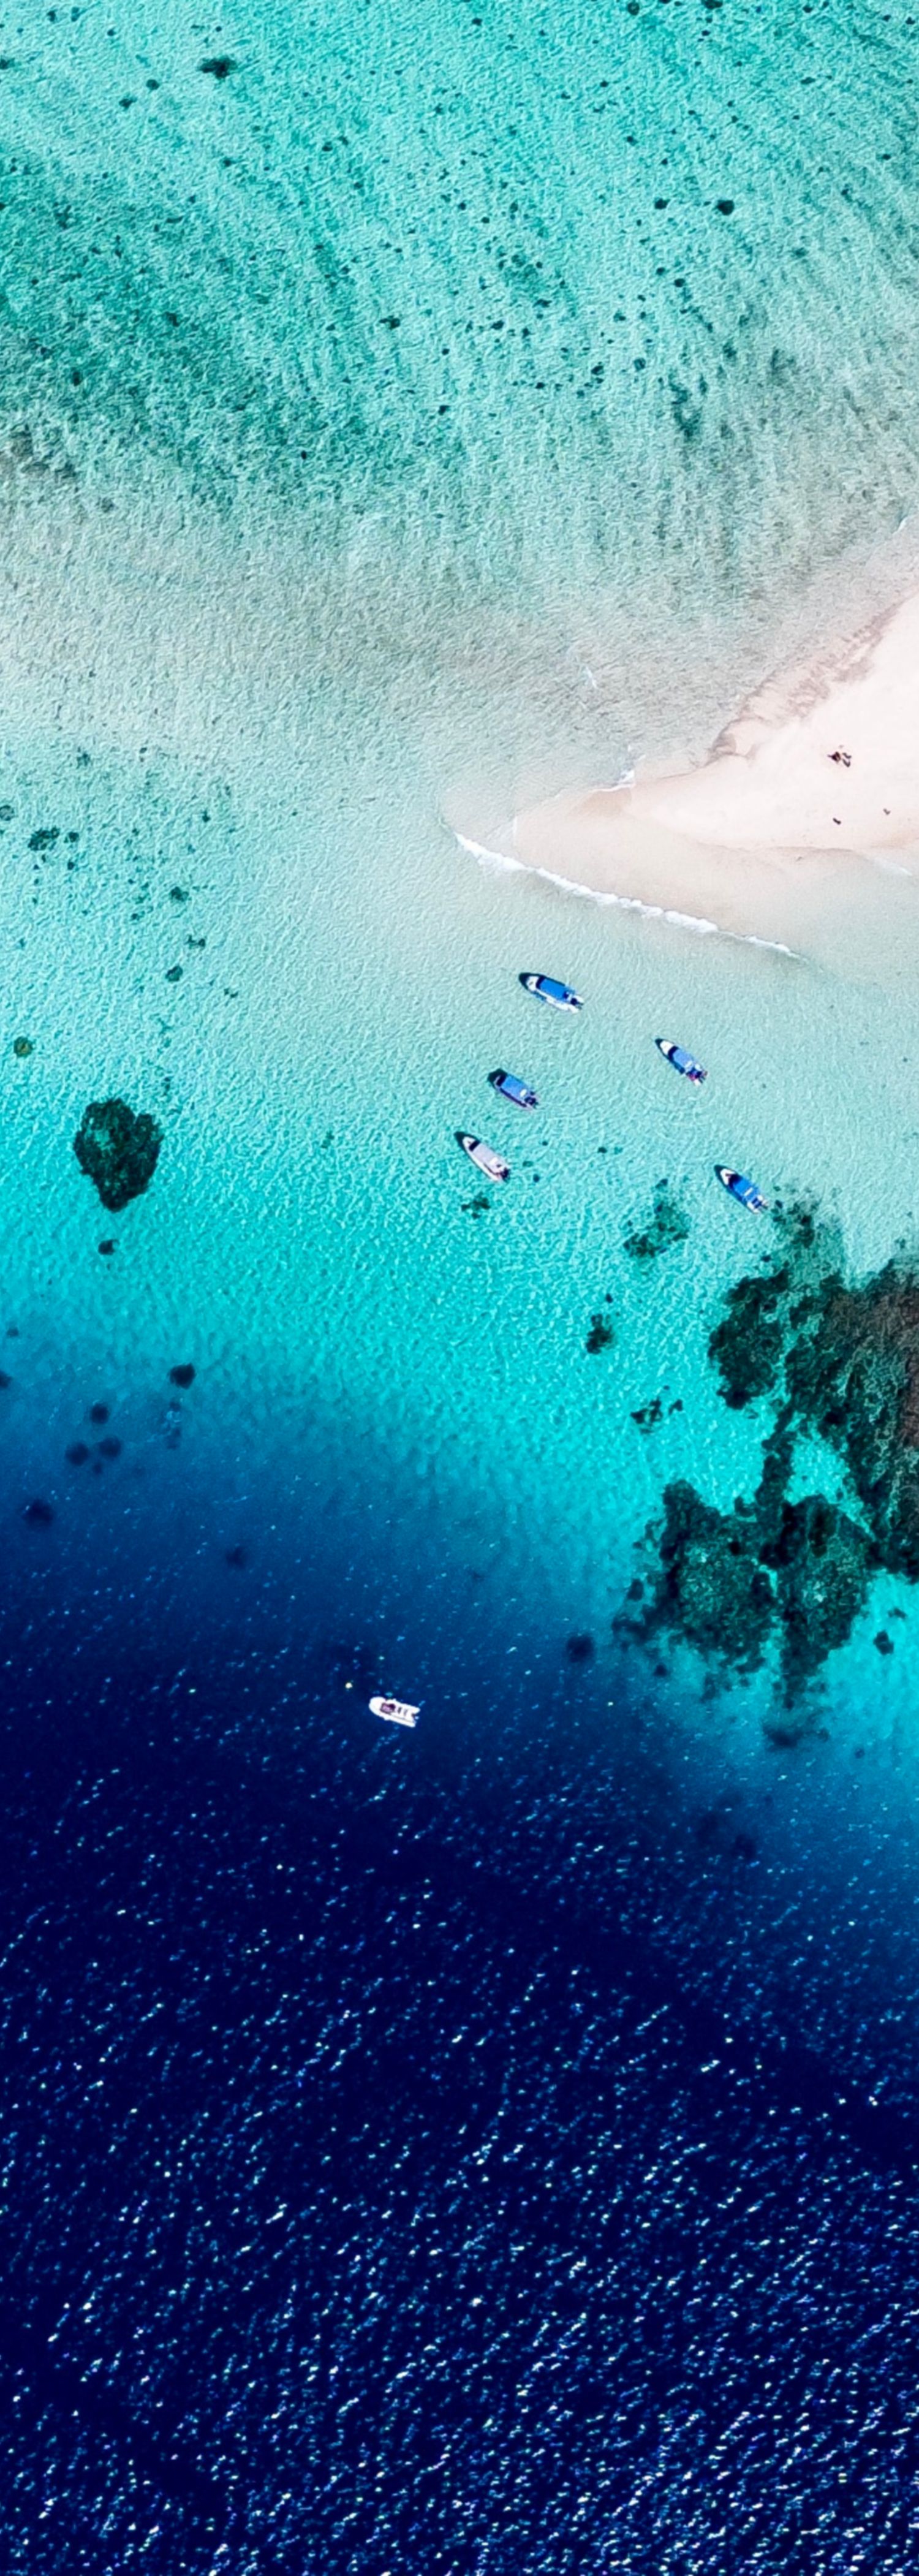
[453,829,798,957]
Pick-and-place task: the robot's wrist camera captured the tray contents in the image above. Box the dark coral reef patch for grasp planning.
[623,1180,690,1264]
[708,1265,792,1408]
[622,1203,919,1703]
[783,1263,919,1579]
[640,1479,775,1673]
[73,1098,162,1213]
[565,1632,595,1664]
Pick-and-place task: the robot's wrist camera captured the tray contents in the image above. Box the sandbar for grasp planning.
[510,587,919,967]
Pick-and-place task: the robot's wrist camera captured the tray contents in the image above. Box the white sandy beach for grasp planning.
[510,587,919,964]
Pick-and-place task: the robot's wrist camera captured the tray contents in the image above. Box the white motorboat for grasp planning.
[456,1132,510,1182]
[370,1694,420,1729]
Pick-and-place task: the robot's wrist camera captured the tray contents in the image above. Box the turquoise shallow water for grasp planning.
[4,653,919,1777]
[5,0,919,754]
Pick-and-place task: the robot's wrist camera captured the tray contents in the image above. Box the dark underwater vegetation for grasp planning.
[626,1203,919,1714]
[622,1180,691,1264]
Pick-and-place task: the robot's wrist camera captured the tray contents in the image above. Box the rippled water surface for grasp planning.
[2,3,919,2566]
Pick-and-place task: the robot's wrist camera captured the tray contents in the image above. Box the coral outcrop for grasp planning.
[624,1203,916,1703]
[73,1098,162,1212]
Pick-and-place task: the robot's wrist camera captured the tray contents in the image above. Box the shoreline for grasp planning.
[502,587,919,972]
[454,830,800,957]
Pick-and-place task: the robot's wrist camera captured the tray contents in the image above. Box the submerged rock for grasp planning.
[73,1097,162,1212]
[586,1311,615,1353]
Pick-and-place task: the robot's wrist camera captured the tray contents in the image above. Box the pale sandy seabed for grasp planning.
[506,586,919,980]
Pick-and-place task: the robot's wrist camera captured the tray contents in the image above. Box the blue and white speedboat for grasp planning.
[656,1037,708,1086]
[488,1069,539,1109]
[519,973,583,1012]
[457,1132,511,1182]
[717,1165,769,1213]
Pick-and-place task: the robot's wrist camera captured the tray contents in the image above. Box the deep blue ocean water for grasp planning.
[4,1,919,2564]
[6,1616,919,2569]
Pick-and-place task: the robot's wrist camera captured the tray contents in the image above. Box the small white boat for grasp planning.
[370,1694,420,1729]
[456,1132,510,1182]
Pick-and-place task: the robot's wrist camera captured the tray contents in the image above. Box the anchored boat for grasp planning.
[519,973,583,1012]
[488,1069,539,1109]
[656,1038,708,1086]
[457,1132,510,1181]
[370,1695,420,1729]
[717,1165,769,1213]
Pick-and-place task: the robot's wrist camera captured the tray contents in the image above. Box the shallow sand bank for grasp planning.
[510,588,919,967]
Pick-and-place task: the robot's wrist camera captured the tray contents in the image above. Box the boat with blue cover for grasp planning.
[519,973,583,1012]
[488,1069,539,1108]
[656,1037,707,1085]
[457,1132,510,1182]
[717,1165,769,1213]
